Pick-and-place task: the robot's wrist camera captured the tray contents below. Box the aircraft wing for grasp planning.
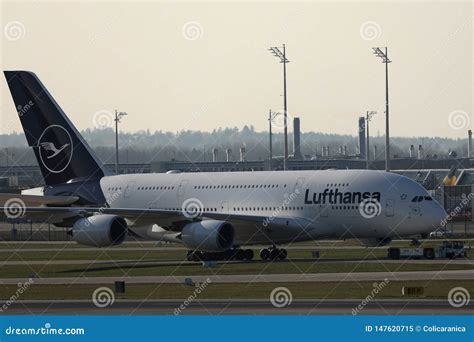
[0,205,311,230]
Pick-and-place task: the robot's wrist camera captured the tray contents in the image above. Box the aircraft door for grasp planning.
[319,204,328,217]
[294,177,306,194]
[221,201,229,213]
[123,181,136,198]
[385,199,395,217]
[177,180,188,198]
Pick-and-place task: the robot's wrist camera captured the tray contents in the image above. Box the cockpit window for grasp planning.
[412,196,430,202]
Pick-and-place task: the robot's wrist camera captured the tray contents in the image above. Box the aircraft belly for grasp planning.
[232,221,309,245]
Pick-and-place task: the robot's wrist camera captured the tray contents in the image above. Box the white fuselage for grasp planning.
[100,169,446,246]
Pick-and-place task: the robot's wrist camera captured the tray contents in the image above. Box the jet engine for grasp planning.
[72,214,127,247]
[180,220,234,252]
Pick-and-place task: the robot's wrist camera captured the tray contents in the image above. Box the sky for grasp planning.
[0,0,472,138]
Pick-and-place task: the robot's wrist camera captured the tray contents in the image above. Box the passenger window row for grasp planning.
[331,205,359,210]
[138,186,175,191]
[411,196,433,202]
[162,206,304,212]
[182,207,218,212]
[161,207,304,213]
[233,206,303,211]
[114,184,291,191]
[194,184,287,190]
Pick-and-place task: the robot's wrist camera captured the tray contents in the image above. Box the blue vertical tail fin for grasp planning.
[4,71,109,186]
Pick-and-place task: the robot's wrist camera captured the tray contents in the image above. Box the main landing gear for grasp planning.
[186,246,288,262]
[186,248,254,262]
[259,246,287,260]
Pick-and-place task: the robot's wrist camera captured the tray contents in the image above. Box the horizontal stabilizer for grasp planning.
[0,193,79,207]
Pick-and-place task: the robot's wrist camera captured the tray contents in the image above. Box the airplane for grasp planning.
[0,71,447,261]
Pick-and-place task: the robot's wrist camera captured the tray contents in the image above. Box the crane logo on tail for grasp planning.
[40,142,70,159]
[37,125,73,174]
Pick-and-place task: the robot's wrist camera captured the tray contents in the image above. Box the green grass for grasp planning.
[1,280,472,301]
[1,246,472,262]
[0,238,471,251]
[0,248,392,262]
[0,241,166,249]
[0,241,472,302]
[0,250,188,261]
[0,260,472,279]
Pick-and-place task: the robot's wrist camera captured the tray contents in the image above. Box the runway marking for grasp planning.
[1,299,472,315]
[0,269,472,285]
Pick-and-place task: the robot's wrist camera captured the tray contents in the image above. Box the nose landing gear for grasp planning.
[259,246,287,260]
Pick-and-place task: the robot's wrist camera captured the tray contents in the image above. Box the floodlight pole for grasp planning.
[282,44,288,171]
[269,109,273,171]
[384,47,390,172]
[365,111,376,170]
[269,44,290,171]
[114,110,128,174]
[366,111,370,170]
[372,47,391,172]
[268,110,282,171]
